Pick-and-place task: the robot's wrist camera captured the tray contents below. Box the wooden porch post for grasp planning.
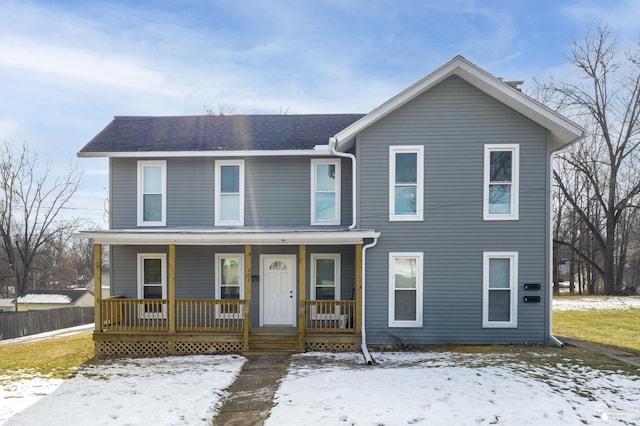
[298,244,306,351]
[355,244,363,338]
[244,244,252,352]
[168,244,176,334]
[93,243,102,334]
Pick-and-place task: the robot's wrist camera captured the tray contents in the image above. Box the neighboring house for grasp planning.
[85,273,111,299]
[77,56,583,358]
[15,289,94,311]
[0,299,15,312]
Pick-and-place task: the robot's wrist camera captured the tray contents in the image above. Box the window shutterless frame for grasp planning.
[482,251,518,328]
[311,159,341,225]
[137,160,166,227]
[137,253,167,319]
[215,159,245,226]
[389,146,424,221]
[483,144,519,221]
[310,253,342,323]
[388,252,423,327]
[214,253,245,319]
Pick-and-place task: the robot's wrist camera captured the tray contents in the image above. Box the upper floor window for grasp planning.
[482,252,518,328]
[311,159,341,225]
[215,160,244,226]
[137,160,166,227]
[389,146,424,221]
[484,144,519,220]
[388,252,423,327]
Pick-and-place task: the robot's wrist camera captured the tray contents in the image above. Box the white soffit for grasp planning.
[76,229,380,246]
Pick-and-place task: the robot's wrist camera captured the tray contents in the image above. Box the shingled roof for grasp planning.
[16,289,91,304]
[78,114,365,155]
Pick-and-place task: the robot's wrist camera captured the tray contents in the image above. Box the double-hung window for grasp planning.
[137,253,167,319]
[484,144,519,220]
[310,254,342,324]
[137,160,166,226]
[389,146,424,221]
[311,159,341,225]
[388,252,423,327]
[215,254,244,319]
[215,160,244,226]
[483,252,518,328]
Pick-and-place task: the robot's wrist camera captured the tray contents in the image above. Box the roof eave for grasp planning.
[75,229,381,245]
[77,147,331,158]
[333,55,584,152]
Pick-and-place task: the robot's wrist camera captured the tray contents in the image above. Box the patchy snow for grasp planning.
[267,351,640,425]
[15,294,72,304]
[554,296,640,311]
[3,297,640,425]
[6,350,634,426]
[0,376,64,423]
[1,355,245,425]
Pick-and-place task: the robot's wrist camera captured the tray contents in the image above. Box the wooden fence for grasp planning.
[0,307,94,341]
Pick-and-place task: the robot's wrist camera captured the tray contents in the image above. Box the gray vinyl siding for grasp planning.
[110,157,352,228]
[358,76,549,345]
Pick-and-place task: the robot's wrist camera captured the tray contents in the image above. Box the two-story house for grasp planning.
[78,56,583,358]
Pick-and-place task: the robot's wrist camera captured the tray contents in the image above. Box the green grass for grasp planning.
[0,333,95,380]
[553,306,640,356]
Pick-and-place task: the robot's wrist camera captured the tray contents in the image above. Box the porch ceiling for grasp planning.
[75,227,380,245]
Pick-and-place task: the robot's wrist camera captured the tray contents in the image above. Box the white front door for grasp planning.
[260,255,296,326]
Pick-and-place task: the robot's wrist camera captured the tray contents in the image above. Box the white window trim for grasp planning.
[137,160,166,227]
[215,159,245,226]
[483,144,519,221]
[310,253,341,300]
[482,251,518,328]
[214,253,245,319]
[310,158,341,225]
[136,253,167,319]
[310,253,343,324]
[388,252,423,327]
[389,146,424,221]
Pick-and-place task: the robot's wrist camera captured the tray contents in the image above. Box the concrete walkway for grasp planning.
[558,336,640,368]
[213,355,290,426]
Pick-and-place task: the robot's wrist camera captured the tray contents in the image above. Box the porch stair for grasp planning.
[244,327,301,355]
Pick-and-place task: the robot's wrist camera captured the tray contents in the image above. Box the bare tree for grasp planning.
[536,24,640,294]
[204,103,236,115]
[0,142,81,307]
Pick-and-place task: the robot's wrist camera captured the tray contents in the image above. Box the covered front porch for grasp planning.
[85,228,377,357]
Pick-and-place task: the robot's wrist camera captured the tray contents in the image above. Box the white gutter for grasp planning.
[360,236,379,365]
[77,148,332,158]
[329,137,357,230]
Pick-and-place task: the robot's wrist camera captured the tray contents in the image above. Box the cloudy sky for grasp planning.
[1,0,638,226]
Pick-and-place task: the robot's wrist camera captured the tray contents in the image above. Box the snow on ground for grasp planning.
[2,297,640,425]
[1,355,245,425]
[267,351,640,425]
[553,296,640,311]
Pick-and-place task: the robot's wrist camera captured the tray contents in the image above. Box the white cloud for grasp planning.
[561,0,640,44]
[0,38,188,98]
[0,118,21,140]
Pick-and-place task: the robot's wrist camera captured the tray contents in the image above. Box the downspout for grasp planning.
[361,237,379,365]
[329,137,376,363]
[548,147,571,348]
[329,137,356,229]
